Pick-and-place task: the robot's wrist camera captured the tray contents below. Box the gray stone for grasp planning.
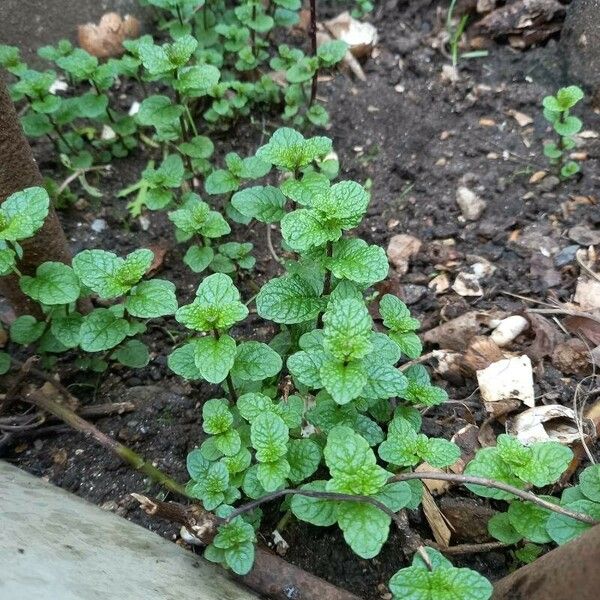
[0,0,149,65]
[561,0,600,92]
[0,461,257,600]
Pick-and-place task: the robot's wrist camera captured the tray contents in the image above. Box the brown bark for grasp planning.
[0,72,71,316]
[492,525,600,600]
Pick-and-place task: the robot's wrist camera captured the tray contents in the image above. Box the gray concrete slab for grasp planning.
[0,0,149,65]
[0,461,258,600]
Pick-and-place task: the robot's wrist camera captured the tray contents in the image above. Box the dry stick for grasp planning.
[428,540,511,555]
[308,0,318,107]
[391,472,598,525]
[133,494,362,600]
[24,389,188,498]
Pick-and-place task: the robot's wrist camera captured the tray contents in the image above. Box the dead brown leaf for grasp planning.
[563,315,600,346]
[421,488,452,548]
[463,335,505,371]
[78,13,141,58]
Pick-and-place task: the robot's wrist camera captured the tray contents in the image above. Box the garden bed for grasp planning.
[3,0,600,598]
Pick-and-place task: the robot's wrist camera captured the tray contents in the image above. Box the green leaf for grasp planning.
[19,262,80,305]
[546,499,600,545]
[136,95,184,128]
[555,115,582,136]
[257,457,290,491]
[329,238,389,286]
[174,64,220,96]
[421,438,461,468]
[205,169,239,195]
[281,172,330,205]
[212,517,255,574]
[0,352,10,375]
[464,447,527,500]
[176,274,248,331]
[202,398,233,435]
[77,93,109,118]
[231,341,282,381]
[184,245,214,273]
[514,441,573,488]
[21,113,53,137]
[114,339,150,368]
[169,194,230,237]
[378,418,419,467]
[336,501,391,559]
[194,335,237,384]
[291,480,338,526]
[389,559,493,600]
[323,299,372,361]
[543,142,562,159]
[555,85,584,110]
[577,464,600,502]
[561,161,581,178]
[361,359,408,401]
[222,447,252,475]
[79,308,129,352]
[375,482,413,512]
[225,542,255,575]
[0,187,50,242]
[10,315,45,345]
[168,342,203,380]
[242,465,267,499]
[287,439,322,483]
[256,127,332,171]
[73,249,153,299]
[320,359,367,405]
[214,428,242,457]
[251,412,289,463]
[188,461,229,510]
[125,279,178,318]
[281,208,332,250]
[514,543,542,564]
[237,392,276,422]
[179,135,214,159]
[487,512,522,544]
[317,40,348,67]
[508,499,556,543]
[50,313,83,348]
[187,448,210,480]
[324,426,389,495]
[56,48,98,79]
[257,275,324,324]
[231,186,286,223]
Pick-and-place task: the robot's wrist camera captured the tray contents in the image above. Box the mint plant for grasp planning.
[542,85,584,179]
[388,548,493,600]
[0,187,177,371]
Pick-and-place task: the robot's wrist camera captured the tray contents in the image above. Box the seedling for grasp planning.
[542,85,584,178]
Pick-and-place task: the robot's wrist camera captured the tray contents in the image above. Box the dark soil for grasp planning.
[3,1,600,598]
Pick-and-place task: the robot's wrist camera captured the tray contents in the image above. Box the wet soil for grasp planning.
[3,1,600,598]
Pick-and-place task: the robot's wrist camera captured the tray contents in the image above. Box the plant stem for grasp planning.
[212,328,238,402]
[308,0,318,108]
[24,389,188,498]
[390,471,598,525]
[48,116,75,153]
[317,240,333,328]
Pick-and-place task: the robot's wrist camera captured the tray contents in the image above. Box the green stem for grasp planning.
[308,0,318,107]
[212,328,238,402]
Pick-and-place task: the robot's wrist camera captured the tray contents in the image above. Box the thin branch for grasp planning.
[390,472,598,525]
[225,488,406,530]
[427,540,511,555]
[24,389,188,498]
[266,223,283,264]
[308,0,318,107]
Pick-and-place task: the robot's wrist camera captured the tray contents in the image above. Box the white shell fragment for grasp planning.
[477,355,535,409]
[490,315,530,347]
[324,12,378,58]
[507,405,595,446]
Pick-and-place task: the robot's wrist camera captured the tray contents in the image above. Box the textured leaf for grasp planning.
[464,447,526,500]
[546,499,600,545]
[487,512,523,544]
[202,398,233,435]
[231,341,282,381]
[10,315,45,345]
[136,95,184,127]
[336,501,391,559]
[194,335,237,384]
[320,359,367,405]
[291,480,337,526]
[0,187,49,242]
[51,313,83,348]
[126,279,177,318]
[329,238,388,286]
[579,465,600,502]
[323,299,372,361]
[257,457,290,491]
[324,426,389,495]
[251,412,289,463]
[514,442,573,488]
[508,499,556,544]
[114,339,150,368]
[184,245,214,273]
[79,308,129,352]
[421,438,461,468]
[20,262,80,305]
[287,439,322,483]
[231,186,286,223]
[375,482,412,512]
[257,275,324,324]
[281,208,332,250]
[168,341,203,380]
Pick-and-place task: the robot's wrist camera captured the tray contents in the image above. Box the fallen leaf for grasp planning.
[386,234,422,276]
[415,463,451,495]
[508,109,533,127]
[477,355,535,410]
[529,170,546,184]
[423,311,504,352]
[428,273,450,294]
[552,338,592,374]
[146,243,169,276]
[506,404,595,446]
[525,313,561,361]
[452,272,483,297]
[421,488,452,548]
[574,277,600,313]
[78,12,141,58]
[563,315,600,346]
[464,335,505,371]
[440,497,496,543]
[479,117,496,127]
